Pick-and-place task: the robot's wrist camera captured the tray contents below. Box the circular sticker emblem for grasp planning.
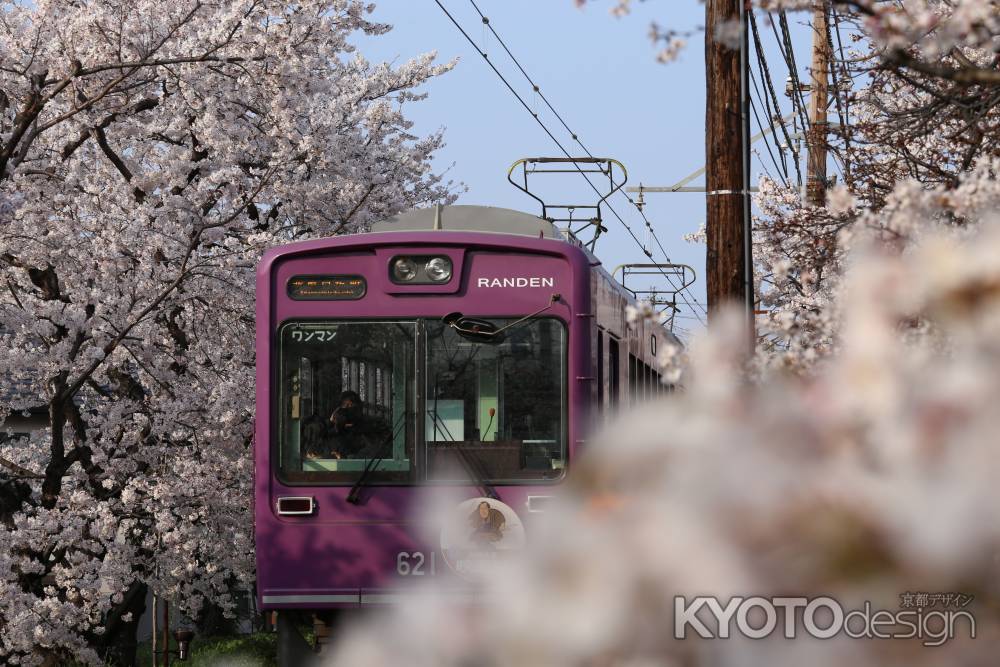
[440,497,526,580]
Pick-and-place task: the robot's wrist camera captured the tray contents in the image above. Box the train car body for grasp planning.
[254,205,678,622]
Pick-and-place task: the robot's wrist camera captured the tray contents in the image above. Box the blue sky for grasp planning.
[357,1,814,337]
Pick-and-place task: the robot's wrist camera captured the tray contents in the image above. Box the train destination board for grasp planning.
[287,275,366,300]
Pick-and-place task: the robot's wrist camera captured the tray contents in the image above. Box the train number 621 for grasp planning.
[396,551,436,576]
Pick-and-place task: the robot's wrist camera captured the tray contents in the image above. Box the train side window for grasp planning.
[597,330,604,409]
[628,354,637,401]
[608,337,620,409]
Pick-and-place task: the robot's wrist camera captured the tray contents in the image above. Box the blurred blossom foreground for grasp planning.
[331,202,1000,664]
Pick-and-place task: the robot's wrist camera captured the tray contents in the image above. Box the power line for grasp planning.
[467,0,705,318]
[449,0,707,321]
[750,59,789,183]
[750,10,803,186]
[827,4,853,184]
[771,11,811,139]
[749,68,788,186]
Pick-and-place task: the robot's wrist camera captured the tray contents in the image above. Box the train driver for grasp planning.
[301,390,383,461]
[327,390,379,459]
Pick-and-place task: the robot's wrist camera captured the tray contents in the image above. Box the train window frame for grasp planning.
[628,353,638,401]
[273,319,419,487]
[271,316,570,488]
[608,336,620,409]
[423,315,569,486]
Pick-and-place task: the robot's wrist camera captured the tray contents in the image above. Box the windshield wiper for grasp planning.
[443,293,561,344]
[346,413,408,505]
[426,407,498,500]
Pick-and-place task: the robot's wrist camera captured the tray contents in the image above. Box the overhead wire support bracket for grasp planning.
[508,157,627,252]
[612,263,697,332]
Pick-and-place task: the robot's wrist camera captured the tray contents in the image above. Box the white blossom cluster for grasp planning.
[0,1,456,664]
[754,157,1000,374]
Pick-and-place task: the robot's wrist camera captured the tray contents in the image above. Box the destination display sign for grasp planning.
[287,275,366,301]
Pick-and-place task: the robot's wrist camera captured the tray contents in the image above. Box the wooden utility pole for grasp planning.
[806,1,830,206]
[705,0,751,318]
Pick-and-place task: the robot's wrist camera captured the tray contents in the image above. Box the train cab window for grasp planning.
[425,318,566,482]
[277,321,416,484]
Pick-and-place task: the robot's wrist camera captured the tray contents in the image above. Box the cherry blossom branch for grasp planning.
[886,49,1000,85]
[0,455,44,479]
[59,175,273,403]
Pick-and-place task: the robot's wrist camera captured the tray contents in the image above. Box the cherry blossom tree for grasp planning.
[753,0,1000,370]
[0,1,456,664]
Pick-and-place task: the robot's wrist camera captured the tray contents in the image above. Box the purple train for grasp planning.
[254,205,679,657]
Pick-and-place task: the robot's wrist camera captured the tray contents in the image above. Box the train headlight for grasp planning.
[425,257,453,283]
[392,257,418,282]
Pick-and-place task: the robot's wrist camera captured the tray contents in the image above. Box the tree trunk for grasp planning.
[100,582,148,667]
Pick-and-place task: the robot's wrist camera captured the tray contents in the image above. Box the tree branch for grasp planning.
[887,49,1000,86]
[0,456,44,480]
[91,126,147,203]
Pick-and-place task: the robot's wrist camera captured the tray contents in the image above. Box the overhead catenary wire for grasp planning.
[467,0,706,319]
[827,4,853,184]
[771,11,811,139]
[749,59,789,183]
[469,0,583,147]
[454,0,708,321]
[749,68,789,187]
[750,10,803,186]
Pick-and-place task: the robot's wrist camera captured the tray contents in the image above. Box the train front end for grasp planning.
[254,206,591,612]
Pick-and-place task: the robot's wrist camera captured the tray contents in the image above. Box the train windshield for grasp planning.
[425,318,566,482]
[277,321,417,484]
[276,318,566,484]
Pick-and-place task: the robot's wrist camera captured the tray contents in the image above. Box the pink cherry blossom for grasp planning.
[0,1,457,664]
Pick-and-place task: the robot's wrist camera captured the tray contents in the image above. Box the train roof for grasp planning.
[370,204,562,240]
